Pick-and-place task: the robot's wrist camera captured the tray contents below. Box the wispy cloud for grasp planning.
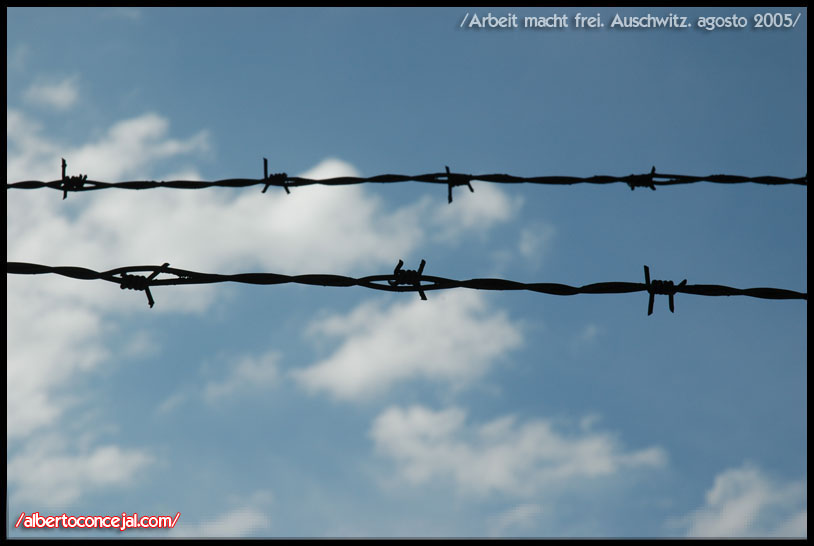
[427,181,523,243]
[570,323,602,353]
[174,491,273,537]
[190,507,270,537]
[8,434,154,507]
[7,109,209,182]
[8,43,30,71]
[67,112,211,180]
[491,221,556,275]
[100,7,142,21]
[489,503,545,537]
[292,292,523,400]
[155,392,189,416]
[672,463,806,538]
[203,352,280,403]
[7,284,111,439]
[517,223,556,264]
[23,76,80,111]
[370,405,667,498]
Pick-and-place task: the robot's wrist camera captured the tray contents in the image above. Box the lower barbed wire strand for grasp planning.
[6,262,807,314]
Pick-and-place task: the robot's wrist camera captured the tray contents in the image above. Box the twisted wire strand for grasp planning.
[6,160,806,202]
[7,261,807,314]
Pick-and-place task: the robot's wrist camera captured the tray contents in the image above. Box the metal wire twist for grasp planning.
[6,159,806,203]
[7,261,807,314]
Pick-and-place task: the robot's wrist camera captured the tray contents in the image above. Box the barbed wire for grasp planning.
[6,159,807,203]
[7,261,807,315]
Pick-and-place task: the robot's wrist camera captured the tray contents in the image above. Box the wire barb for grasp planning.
[644,265,687,315]
[60,158,88,200]
[388,259,427,300]
[439,166,474,204]
[117,262,170,308]
[628,166,657,191]
[262,157,289,194]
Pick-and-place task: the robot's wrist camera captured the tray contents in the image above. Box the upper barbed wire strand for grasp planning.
[6,159,806,203]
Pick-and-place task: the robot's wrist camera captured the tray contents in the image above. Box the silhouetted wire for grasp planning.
[7,261,807,314]
[6,159,807,203]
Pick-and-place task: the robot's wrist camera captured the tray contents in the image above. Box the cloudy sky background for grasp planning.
[6,7,806,537]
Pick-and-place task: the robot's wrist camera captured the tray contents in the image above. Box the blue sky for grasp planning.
[6,7,806,538]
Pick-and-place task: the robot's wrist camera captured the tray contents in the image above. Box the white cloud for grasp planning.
[423,181,523,243]
[120,330,160,359]
[7,109,209,182]
[577,324,600,344]
[491,221,555,276]
[675,463,806,538]
[298,157,356,180]
[24,76,80,110]
[203,351,280,403]
[7,107,524,511]
[517,223,556,263]
[155,392,189,416]
[6,110,215,510]
[7,110,520,278]
[69,112,211,180]
[8,108,522,439]
[579,414,602,432]
[292,291,523,400]
[155,352,281,414]
[570,323,602,354]
[370,405,667,498]
[9,157,411,282]
[191,507,270,537]
[6,279,111,439]
[774,509,807,538]
[101,7,142,21]
[175,491,272,537]
[489,503,545,537]
[8,434,154,507]
[7,110,216,442]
